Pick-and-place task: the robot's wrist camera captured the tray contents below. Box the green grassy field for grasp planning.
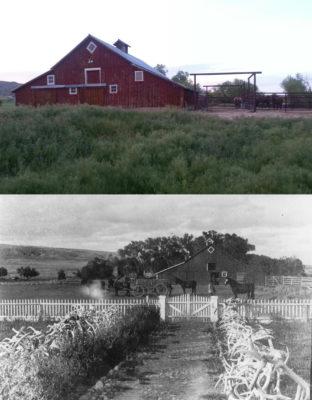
[1,105,312,193]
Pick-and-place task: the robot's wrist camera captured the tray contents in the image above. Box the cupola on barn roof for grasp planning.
[113,39,131,54]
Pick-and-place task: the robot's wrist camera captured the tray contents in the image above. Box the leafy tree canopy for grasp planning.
[171,71,198,90]
[281,73,310,93]
[210,79,258,98]
[117,231,254,275]
[17,266,39,279]
[155,64,168,76]
[80,257,115,284]
[57,269,66,280]
[0,267,8,277]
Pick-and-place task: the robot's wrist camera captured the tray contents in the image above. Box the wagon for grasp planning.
[131,277,171,297]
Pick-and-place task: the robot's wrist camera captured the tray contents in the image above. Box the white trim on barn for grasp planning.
[86,41,97,54]
[84,67,102,85]
[69,87,78,95]
[109,84,118,94]
[134,70,144,82]
[47,74,55,85]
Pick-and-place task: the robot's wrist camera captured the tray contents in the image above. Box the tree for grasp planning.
[57,269,66,280]
[210,79,258,99]
[281,73,310,93]
[155,64,168,76]
[17,266,39,279]
[0,267,8,278]
[80,257,114,284]
[172,71,195,90]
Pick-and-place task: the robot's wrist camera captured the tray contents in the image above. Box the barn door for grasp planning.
[85,68,101,84]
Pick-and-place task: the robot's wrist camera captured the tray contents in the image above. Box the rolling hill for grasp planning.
[0,243,115,279]
[0,81,21,97]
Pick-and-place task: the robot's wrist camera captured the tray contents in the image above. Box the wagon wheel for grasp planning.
[133,284,147,297]
[155,283,168,296]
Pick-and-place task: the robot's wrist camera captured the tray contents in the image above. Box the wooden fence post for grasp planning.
[159,295,167,321]
[210,296,219,322]
[186,293,191,319]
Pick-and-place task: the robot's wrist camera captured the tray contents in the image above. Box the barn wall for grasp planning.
[158,248,264,285]
[15,37,187,107]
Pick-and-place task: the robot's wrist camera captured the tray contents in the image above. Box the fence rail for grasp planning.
[0,298,158,321]
[236,298,312,321]
[265,275,312,288]
[1,296,312,321]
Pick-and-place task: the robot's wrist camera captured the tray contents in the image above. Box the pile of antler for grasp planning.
[216,299,310,400]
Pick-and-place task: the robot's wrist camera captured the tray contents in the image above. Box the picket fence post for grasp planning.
[210,296,219,322]
[159,295,167,321]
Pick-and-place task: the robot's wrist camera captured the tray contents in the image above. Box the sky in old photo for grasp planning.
[1,0,311,91]
[0,195,311,264]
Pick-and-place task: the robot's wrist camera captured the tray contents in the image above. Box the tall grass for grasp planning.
[1,105,312,193]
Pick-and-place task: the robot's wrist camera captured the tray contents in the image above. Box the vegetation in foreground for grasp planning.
[1,105,312,193]
[0,305,160,400]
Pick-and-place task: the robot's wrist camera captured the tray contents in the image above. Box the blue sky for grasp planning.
[1,195,312,265]
[1,0,311,91]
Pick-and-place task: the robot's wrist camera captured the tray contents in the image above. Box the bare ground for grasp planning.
[78,322,226,400]
[200,108,312,120]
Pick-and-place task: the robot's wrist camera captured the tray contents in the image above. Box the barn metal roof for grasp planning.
[90,34,177,83]
[13,34,191,92]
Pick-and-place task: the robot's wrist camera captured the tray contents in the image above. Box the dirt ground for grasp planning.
[78,322,225,400]
[201,108,312,120]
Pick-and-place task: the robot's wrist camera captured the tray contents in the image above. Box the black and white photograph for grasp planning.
[0,195,311,399]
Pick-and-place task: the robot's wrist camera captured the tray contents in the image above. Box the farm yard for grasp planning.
[1,105,312,193]
[0,295,310,400]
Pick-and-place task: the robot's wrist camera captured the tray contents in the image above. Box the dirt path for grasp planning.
[80,322,226,400]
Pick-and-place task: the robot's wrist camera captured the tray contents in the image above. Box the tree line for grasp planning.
[78,231,305,283]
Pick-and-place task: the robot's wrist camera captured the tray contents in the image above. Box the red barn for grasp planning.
[13,34,193,108]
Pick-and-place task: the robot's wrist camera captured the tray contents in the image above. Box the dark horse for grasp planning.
[225,277,254,299]
[174,277,197,295]
[108,276,131,296]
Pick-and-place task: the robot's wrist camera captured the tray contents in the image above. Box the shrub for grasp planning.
[1,105,312,193]
[57,270,66,280]
[0,305,160,400]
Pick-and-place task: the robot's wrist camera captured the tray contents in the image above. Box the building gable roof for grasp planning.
[13,34,190,92]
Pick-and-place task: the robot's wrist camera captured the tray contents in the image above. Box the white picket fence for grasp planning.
[0,296,312,321]
[0,298,158,321]
[265,275,312,288]
[237,298,312,321]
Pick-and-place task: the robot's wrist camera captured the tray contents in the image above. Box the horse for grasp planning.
[225,277,255,299]
[108,276,131,296]
[174,277,197,295]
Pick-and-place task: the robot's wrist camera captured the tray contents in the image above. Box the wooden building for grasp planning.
[13,34,193,107]
[155,246,265,285]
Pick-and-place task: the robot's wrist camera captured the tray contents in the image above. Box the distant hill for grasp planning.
[0,81,21,97]
[0,244,115,279]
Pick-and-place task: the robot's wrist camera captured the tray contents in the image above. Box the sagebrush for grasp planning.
[0,305,160,400]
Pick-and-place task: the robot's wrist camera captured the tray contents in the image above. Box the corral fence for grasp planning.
[265,275,312,288]
[196,91,312,111]
[1,295,312,322]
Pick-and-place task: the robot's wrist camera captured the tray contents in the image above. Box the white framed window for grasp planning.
[47,74,55,85]
[109,84,118,94]
[87,41,97,54]
[84,68,101,84]
[69,87,78,95]
[134,71,144,82]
